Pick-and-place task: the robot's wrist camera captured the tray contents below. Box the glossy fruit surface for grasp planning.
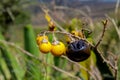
[66,39,91,62]
[36,35,48,45]
[51,41,66,56]
[39,41,51,53]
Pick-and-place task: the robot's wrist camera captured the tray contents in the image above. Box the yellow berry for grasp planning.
[51,41,66,56]
[36,35,48,45]
[39,41,51,53]
[71,30,79,36]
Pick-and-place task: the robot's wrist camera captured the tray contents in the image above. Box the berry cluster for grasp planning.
[36,12,91,62]
[36,35,66,56]
[36,29,91,62]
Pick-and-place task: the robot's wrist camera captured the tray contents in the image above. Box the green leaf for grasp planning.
[0,32,25,80]
[24,24,42,80]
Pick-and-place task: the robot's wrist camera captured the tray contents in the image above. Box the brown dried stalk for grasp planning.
[61,55,98,80]
[95,20,108,48]
[107,52,118,80]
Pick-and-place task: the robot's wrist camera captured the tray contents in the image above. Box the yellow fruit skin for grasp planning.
[51,42,66,56]
[39,41,51,53]
[71,30,79,36]
[71,30,84,38]
[36,36,48,45]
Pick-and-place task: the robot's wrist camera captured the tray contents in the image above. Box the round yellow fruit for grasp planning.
[39,41,51,53]
[36,35,48,45]
[51,41,66,56]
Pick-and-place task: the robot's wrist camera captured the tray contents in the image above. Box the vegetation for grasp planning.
[0,0,120,80]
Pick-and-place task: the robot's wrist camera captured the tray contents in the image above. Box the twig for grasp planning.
[95,48,115,70]
[50,64,81,80]
[42,30,80,40]
[82,28,92,35]
[92,47,118,80]
[61,55,97,80]
[95,20,108,48]
[41,7,67,32]
[41,30,94,46]
[90,66,102,80]
[108,52,119,80]
[0,40,81,80]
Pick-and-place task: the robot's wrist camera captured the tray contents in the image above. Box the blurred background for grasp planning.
[0,0,120,80]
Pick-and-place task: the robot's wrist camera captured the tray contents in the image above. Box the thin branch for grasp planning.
[41,30,95,47]
[92,47,117,76]
[82,28,92,35]
[61,55,97,80]
[95,20,108,48]
[41,30,80,40]
[91,36,119,80]
[0,40,81,80]
[40,7,67,32]
[108,52,119,80]
[90,66,102,80]
[50,64,81,80]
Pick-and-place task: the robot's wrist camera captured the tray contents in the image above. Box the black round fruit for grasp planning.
[66,39,91,62]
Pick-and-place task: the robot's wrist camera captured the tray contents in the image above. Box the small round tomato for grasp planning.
[51,41,66,56]
[39,40,51,53]
[36,35,48,45]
